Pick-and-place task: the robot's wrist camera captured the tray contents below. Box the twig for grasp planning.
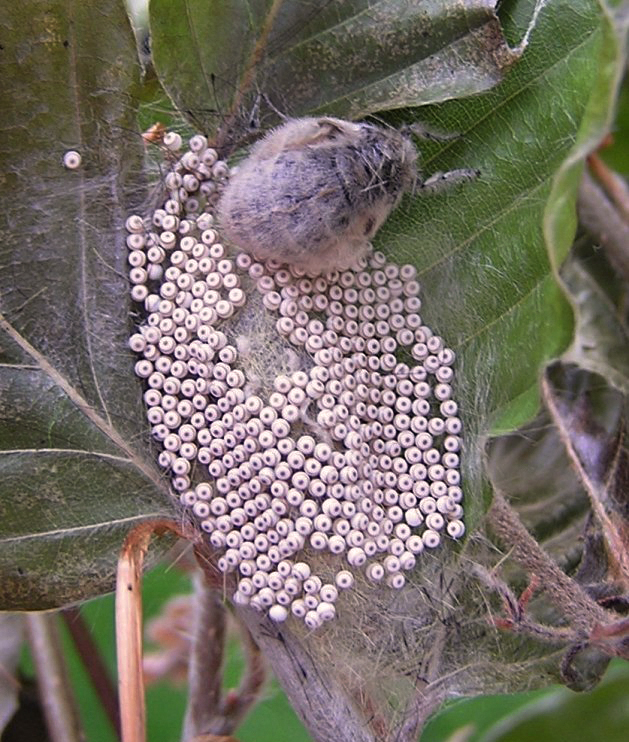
[472,564,577,644]
[182,553,266,739]
[181,575,227,739]
[578,170,629,284]
[62,606,121,740]
[234,605,375,742]
[116,518,188,742]
[116,526,152,742]
[487,490,609,631]
[223,614,266,725]
[25,612,84,742]
[587,150,629,221]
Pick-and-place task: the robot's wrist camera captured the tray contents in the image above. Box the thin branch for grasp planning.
[189,533,375,742]
[472,564,578,644]
[578,170,629,284]
[234,605,375,742]
[587,151,629,221]
[25,612,84,742]
[541,371,629,590]
[182,552,266,740]
[116,526,152,742]
[487,490,610,632]
[61,606,121,740]
[116,518,189,742]
[182,575,227,740]
[223,616,266,725]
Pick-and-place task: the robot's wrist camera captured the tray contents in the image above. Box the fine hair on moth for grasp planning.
[217,115,478,275]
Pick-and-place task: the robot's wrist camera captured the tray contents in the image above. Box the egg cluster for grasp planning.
[126,131,464,628]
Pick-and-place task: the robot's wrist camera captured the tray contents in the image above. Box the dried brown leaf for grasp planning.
[543,363,629,591]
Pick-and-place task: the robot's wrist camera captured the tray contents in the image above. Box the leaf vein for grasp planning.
[0,313,167,496]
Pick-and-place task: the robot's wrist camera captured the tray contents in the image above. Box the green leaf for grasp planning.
[149,0,517,147]
[543,0,628,275]
[375,0,604,525]
[0,0,173,610]
[478,664,629,742]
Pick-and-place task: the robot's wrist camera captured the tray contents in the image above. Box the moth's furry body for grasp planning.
[218,117,418,273]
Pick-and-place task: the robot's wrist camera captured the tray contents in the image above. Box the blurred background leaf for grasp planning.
[422,660,629,742]
[477,661,629,742]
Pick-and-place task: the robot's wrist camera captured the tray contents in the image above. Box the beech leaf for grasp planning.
[0,0,173,610]
[149,0,518,148]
